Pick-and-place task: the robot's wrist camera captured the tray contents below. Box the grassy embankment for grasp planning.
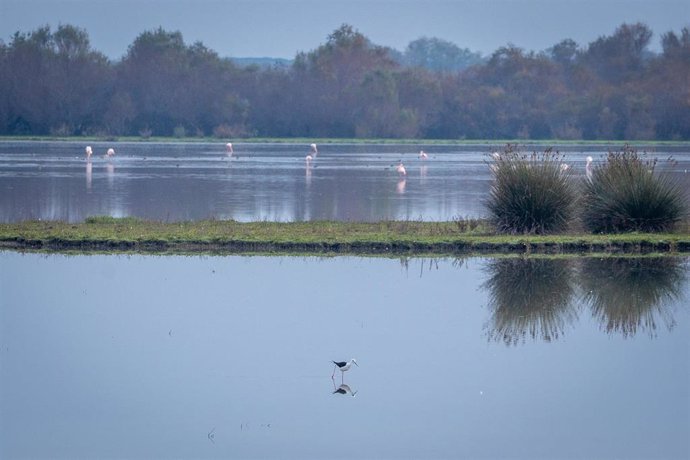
[1,217,689,256]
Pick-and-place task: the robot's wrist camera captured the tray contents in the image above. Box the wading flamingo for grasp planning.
[585,156,593,181]
[306,143,318,160]
[396,161,407,176]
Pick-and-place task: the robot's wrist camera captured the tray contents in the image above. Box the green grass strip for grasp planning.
[1,217,689,256]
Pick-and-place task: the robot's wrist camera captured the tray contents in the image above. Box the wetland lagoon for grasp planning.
[1,253,688,459]
[2,140,689,223]
[1,141,689,459]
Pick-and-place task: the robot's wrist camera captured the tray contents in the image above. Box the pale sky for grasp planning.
[1,0,688,60]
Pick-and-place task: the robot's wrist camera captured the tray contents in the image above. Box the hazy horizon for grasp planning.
[1,0,689,60]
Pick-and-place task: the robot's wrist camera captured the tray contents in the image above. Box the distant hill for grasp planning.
[230,57,292,68]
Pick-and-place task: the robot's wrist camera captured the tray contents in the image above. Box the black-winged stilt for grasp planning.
[332,359,358,382]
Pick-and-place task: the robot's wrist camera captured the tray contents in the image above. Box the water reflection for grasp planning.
[332,383,358,397]
[105,161,115,187]
[85,160,92,190]
[3,141,689,223]
[1,252,688,459]
[396,178,406,194]
[482,258,579,345]
[579,257,687,338]
[305,160,313,187]
[420,164,428,182]
[480,256,688,344]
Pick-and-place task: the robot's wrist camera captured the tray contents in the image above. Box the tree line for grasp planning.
[0,22,688,140]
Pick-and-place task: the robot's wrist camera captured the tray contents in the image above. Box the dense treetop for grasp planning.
[1,23,688,140]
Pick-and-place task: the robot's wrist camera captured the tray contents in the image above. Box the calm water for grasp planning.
[2,141,689,222]
[1,252,688,459]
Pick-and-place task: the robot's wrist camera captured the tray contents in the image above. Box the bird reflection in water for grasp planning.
[85,160,92,190]
[396,178,406,194]
[332,382,358,397]
[106,161,115,187]
[305,160,313,186]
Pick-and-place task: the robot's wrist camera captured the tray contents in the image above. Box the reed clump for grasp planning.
[581,145,687,233]
[486,144,577,234]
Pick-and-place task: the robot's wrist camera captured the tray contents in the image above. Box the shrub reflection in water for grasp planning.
[579,257,688,338]
[480,256,688,345]
[482,257,579,345]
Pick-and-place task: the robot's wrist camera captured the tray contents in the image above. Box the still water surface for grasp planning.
[2,141,689,222]
[1,252,688,459]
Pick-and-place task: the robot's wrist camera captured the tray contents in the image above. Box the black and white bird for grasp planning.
[332,359,358,381]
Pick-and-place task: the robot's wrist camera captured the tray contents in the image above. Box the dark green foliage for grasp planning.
[486,145,577,234]
[581,146,687,233]
[1,22,690,139]
[403,37,484,72]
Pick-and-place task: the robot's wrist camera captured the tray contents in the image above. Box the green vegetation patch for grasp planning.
[1,218,689,256]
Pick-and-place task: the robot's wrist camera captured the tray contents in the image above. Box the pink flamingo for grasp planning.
[585,156,593,181]
[396,161,407,176]
[419,150,428,160]
[226,143,233,155]
[106,148,115,157]
[85,146,93,158]
[306,143,317,160]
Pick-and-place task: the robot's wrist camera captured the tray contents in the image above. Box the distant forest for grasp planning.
[1,23,689,140]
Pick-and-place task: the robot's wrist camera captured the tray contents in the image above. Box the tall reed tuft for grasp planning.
[581,145,686,233]
[486,144,577,234]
